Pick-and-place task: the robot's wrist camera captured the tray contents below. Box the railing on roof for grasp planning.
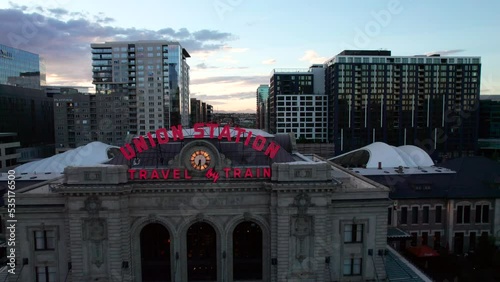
[271,68,310,75]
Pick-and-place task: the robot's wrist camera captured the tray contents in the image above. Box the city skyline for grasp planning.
[1,0,499,112]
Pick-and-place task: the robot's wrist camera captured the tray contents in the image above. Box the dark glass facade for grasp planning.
[479,98,500,139]
[0,85,54,146]
[256,85,269,130]
[190,98,213,126]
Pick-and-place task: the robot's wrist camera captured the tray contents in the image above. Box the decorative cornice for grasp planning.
[50,183,134,195]
[47,177,385,197]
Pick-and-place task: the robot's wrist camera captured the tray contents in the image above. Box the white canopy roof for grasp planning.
[329,142,434,168]
[15,142,117,174]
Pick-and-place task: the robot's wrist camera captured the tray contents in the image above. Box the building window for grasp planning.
[401,207,408,224]
[412,207,419,224]
[434,232,441,250]
[422,232,428,245]
[469,232,476,251]
[457,205,471,224]
[34,230,55,250]
[343,258,362,276]
[36,266,56,282]
[411,232,418,246]
[475,204,489,223]
[387,207,392,225]
[423,206,429,224]
[344,224,363,243]
[435,206,442,223]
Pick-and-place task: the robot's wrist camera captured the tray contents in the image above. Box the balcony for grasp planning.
[91,48,112,54]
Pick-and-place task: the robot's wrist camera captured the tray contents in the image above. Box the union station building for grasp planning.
[3,126,391,282]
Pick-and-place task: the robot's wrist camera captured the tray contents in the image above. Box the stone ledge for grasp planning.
[64,165,128,185]
[271,162,331,182]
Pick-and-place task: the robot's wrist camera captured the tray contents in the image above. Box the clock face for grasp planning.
[190,150,211,170]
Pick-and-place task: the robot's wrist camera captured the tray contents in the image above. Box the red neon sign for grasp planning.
[119,124,282,160]
[128,167,271,183]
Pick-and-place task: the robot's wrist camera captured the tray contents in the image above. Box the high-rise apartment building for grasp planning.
[91,41,190,135]
[190,98,213,125]
[268,65,328,142]
[256,84,269,130]
[326,50,481,158]
[206,104,213,124]
[54,93,129,148]
[0,43,46,89]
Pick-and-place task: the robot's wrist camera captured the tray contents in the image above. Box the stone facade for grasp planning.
[5,152,390,281]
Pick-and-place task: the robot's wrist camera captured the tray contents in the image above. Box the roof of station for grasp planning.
[108,127,299,167]
[148,126,274,139]
[14,141,118,175]
[329,142,435,169]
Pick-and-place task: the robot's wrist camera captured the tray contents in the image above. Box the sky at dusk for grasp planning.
[0,0,499,112]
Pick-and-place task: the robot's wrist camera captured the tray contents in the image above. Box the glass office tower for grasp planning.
[0,43,46,89]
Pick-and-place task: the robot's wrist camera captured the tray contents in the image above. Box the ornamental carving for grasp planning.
[83,218,107,269]
[294,169,312,178]
[83,218,107,242]
[291,192,314,214]
[84,171,102,181]
[83,195,103,217]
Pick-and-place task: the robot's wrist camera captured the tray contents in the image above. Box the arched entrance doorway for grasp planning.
[140,223,171,281]
[233,221,263,280]
[186,222,217,281]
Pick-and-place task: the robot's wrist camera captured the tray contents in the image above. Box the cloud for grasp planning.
[299,50,328,64]
[425,49,465,56]
[245,16,269,27]
[223,66,248,70]
[193,29,236,42]
[190,75,268,85]
[190,92,257,112]
[194,63,247,70]
[262,58,276,65]
[94,15,115,24]
[192,92,255,101]
[189,50,219,59]
[215,108,255,113]
[195,63,218,69]
[47,8,69,16]
[0,7,237,86]
[222,46,249,53]
[216,55,238,64]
